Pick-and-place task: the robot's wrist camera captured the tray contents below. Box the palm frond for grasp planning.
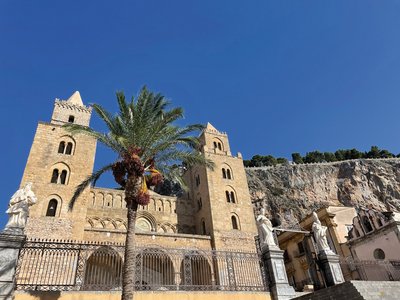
[63,124,126,154]
[92,104,119,134]
[68,163,114,210]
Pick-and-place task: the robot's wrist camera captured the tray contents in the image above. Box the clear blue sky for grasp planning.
[1,1,400,227]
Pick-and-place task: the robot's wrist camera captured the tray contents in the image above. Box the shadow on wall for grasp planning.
[26,291,61,300]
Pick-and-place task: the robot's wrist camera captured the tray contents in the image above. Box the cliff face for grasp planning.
[246,159,400,222]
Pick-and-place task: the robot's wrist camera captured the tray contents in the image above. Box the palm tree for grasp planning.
[64,87,213,300]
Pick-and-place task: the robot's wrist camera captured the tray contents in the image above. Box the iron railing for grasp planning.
[341,258,400,281]
[15,239,267,292]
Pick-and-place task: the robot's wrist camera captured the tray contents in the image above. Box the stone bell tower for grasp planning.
[21,91,97,240]
[184,123,258,252]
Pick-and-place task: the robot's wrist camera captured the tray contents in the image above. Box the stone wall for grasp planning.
[22,121,97,240]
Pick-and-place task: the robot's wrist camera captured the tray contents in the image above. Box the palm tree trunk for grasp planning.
[121,177,140,300]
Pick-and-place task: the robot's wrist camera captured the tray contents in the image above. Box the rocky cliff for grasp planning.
[246,158,400,223]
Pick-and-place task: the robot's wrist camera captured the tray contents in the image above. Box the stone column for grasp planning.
[0,232,25,300]
[262,245,296,300]
[318,251,345,287]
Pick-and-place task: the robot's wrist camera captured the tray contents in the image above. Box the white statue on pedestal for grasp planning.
[256,208,277,248]
[312,212,334,254]
[5,182,37,232]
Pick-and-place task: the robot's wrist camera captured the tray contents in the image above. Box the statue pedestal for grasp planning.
[261,245,296,300]
[0,231,25,300]
[318,251,344,287]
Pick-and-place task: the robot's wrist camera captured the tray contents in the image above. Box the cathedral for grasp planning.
[21,91,259,253]
[8,91,271,295]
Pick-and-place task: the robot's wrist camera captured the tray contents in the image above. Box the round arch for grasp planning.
[50,162,71,185]
[57,135,76,155]
[180,250,212,289]
[44,194,62,217]
[135,248,174,289]
[230,212,241,230]
[212,137,224,152]
[83,246,123,290]
[224,185,238,204]
[221,163,233,180]
[136,211,157,232]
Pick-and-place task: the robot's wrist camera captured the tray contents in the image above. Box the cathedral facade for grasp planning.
[21,92,259,254]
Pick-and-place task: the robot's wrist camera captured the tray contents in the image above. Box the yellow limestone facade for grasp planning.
[14,291,271,300]
[21,92,258,253]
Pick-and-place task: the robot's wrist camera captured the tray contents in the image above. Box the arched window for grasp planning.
[230,191,236,203]
[65,142,73,155]
[46,199,58,217]
[60,170,68,184]
[226,191,231,203]
[213,142,217,149]
[218,143,222,150]
[362,216,373,233]
[51,169,59,183]
[222,168,227,179]
[68,115,75,123]
[227,169,231,179]
[58,142,65,154]
[231,215,239,230]
[225,190,236,203]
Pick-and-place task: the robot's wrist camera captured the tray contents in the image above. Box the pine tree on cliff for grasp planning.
[64,87,213,300]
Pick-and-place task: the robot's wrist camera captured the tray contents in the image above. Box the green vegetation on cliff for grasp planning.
[244,146,399,167]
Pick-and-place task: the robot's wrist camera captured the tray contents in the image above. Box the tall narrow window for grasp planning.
[231,216,239,230]
[218,143,222,150]
[363,216,373,233]
[60,170,67,184]
[227,169,231,179]
[222,169,226,179]
[230,192,236,203]
[198,197,202,210]
[65,142,73,155]
[46,199,58,217]
[68,115,75,123]
[58,142,65,154]
[213,142,217,149]
[202,220,206,235]
[226,191,231,203]
[51,169,59,183]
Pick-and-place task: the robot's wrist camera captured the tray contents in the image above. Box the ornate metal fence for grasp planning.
[15,239,267,292]
[341,258,400,281]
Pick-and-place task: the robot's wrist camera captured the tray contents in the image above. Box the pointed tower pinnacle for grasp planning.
[205,122,218,132]
[67,91,84,106]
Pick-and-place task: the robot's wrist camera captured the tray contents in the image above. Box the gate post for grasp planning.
[0,232,25,300]
[261,244,296,300]
[318,251,345,287]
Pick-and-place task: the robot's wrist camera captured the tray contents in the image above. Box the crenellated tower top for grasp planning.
[51,91,92,127]
[199,122,233,157]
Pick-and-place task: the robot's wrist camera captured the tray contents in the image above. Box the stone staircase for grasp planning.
[293,281,400,300]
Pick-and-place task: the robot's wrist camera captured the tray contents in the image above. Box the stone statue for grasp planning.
[312,212,334,254]
[256,208,277,248]
[4,182,37,232]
